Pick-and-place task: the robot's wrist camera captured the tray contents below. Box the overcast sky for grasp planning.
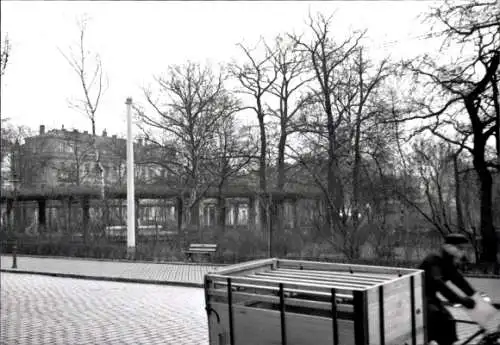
[1,1,441,138]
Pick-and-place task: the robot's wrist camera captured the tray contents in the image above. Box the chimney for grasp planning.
[61,125,66,131]
[102,129,107,137]
[84,130,88,135]
[138,138,143,146]
[39,125,45,135]
[112,134,117,140]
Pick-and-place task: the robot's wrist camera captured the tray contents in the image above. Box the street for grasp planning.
[0,273,209,345]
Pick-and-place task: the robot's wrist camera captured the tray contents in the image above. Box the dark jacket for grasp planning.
[419,250,475,306]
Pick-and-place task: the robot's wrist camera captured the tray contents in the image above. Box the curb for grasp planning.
[0,269,204,288]
[1,254,228,267]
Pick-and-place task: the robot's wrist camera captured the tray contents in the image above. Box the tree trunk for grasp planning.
[258,111,268,232]
[477,168,495,263]
[267,193,273,257]
[352,49,363,229]
[453,154,465,232]
[81,197,89,245]
[275,126,287,256]
[217,193,226,232]
[66,198,72,235]
[352,111,362,228]
[191,200,200,226]
[248,196,256,230]
[471,137,496,267]
[176,196,183,248]
[320,51,341,236]
[274,200,285,257]
[326,103,339,234]
[466,95,498,268]
[490,74,499,165]
[277,129,286,191]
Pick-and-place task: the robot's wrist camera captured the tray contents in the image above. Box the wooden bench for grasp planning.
[184,243,218,262]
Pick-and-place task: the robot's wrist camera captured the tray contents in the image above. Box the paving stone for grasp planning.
[0,273,209,345]
[0,255,222,286]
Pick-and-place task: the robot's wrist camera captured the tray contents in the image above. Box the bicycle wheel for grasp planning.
[477,331,500,345]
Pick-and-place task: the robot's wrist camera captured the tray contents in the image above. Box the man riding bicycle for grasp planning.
[419,233,477,345]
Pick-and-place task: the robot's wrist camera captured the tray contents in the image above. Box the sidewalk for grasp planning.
[0,255,223,288]
[1,255,499,301]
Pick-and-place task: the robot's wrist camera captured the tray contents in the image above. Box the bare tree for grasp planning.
[60,16,108,210]
[0,33,10,77]
[1,121,34,188]
[137,62,238,238]
[262,35,314,255]
[348,48,391,226]
[397,0,499,269]
[231,40,278,240]
[266,35,313,190]
[290,13,364,245]
[410,140,457,234]
[1,119,16,167]
[204,116,256,233]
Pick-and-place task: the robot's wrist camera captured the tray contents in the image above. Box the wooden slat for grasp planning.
[186,247,217,250]
[212,281,353,300]
[188,245,217,249]
[186,248,217,252]
[208,274,364,293]
[277,259,417,275]
[208,288,354,313]
[210,258,277,276]
[258,271,380,286]
[190,244,218,248]
[253,272,372,288]
[243,274,367,290]
[353,290,369,345]
[243,275,366,291]
[185,243,218,255]
[366,272,425,345]
[277,268,395,281]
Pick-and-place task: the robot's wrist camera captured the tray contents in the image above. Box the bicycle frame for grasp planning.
[455,319,486,345]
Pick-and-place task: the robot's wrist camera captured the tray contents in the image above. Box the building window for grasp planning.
[64,142,73,153]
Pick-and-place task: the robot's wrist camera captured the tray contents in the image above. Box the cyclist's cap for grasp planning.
[444,233,469,245]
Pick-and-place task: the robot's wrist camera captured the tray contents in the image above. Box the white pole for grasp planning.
[126,97,135,250]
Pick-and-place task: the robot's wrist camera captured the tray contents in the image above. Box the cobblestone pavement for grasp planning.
[0,256,222,287]
[0,273,209,345]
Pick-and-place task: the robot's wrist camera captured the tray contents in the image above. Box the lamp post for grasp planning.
[11,177,19,269]
[126,97,136,257]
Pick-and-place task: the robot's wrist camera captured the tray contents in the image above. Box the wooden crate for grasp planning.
[204,258,426,345]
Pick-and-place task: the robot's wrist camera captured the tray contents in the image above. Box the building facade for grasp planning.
[19,125,172,188]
